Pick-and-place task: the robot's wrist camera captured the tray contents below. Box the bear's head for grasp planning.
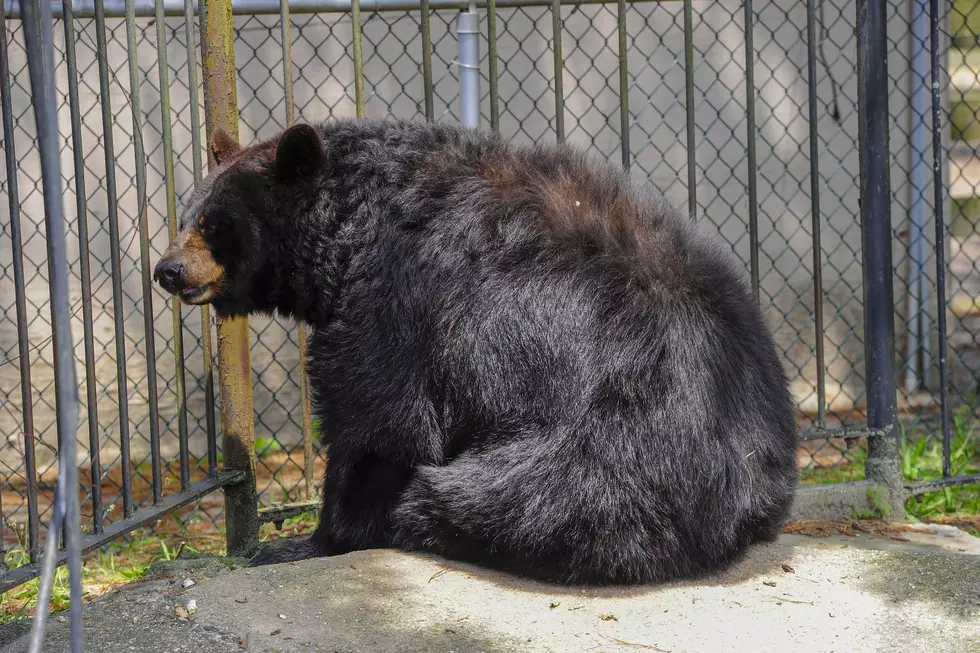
[153,123,325,317]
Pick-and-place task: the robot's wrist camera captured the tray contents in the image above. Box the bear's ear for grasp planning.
[211,127,241,165]
[274,124,323,180]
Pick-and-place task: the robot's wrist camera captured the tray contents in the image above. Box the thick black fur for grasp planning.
[181,119,798,585]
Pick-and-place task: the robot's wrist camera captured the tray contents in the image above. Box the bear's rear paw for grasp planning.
[249,536,322,566]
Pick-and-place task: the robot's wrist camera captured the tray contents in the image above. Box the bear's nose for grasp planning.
[153,259,185,293]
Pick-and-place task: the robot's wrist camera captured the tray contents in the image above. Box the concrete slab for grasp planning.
[5,531,980,653]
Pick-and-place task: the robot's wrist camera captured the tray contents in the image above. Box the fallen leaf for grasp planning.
[763,595,814,605]
[600,613,618,622]
[234,598,249,604]
[763,581,777,587]
[781,564,795,574]
[270,629,282,636]
[601,635,669,651]
[549,602,561,609]
[428,568,449,583]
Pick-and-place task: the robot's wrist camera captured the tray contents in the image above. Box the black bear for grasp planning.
[154,119,798,585]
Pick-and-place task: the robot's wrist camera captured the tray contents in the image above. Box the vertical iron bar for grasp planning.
[420,0,434,121]
[126,0,163,505]
[202,0,259,556]
[280,0,315,498]
[186,0,203,185]
[156,0,191,491]
[19,0,83,648]
[95,0,134,517]
[280,0,294,124]
[0,6,40,563]
[352,0,365,117]
[63,0,103,533]
[682,0,697,219]
[744,0,759,300]
[27,482,67,653]
[906,0,930,394]
[857,0,901,491]
[185,0,217,477]
[616,0,629,170]
[929,0,951,477]
[457,4,480,129]
[806,0,826,423]
[487,0,498,131]
[551,0,564,142]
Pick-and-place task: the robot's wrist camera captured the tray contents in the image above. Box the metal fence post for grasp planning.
[456,2,480,129]
[201,0,259,557]
[856,0,904,512]
[19,0,83,648]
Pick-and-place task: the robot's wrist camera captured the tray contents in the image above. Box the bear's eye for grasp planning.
[199,216,217,237]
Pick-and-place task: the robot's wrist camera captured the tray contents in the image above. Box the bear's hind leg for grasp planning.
[388,450,674,585]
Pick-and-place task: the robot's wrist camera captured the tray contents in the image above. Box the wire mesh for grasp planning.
[1,0,979,559]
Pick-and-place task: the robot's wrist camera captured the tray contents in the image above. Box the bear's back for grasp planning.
[326,120,713,296]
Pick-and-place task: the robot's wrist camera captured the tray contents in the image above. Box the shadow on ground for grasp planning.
[4,530,980,653]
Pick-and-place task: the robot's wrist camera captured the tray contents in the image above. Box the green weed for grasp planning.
[800,407,979,526]
[255,436,285,458]
[902,410,980,523]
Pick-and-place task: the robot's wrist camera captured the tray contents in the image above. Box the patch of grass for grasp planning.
[800,406,979,529]
[1,523,224,623]
[799,444,867,485]
[259,510,319,543]
[255,436,285,459]
[902,410,980,527]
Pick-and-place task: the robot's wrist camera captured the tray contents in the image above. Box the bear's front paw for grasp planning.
[249,536,322,566]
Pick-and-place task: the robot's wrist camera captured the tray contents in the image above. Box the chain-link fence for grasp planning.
[2,0,979,560]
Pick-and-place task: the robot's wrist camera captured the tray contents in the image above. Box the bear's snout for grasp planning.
[152,227,225,305]
[154,258,186,294]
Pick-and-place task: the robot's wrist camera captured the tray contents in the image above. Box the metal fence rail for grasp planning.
[1,0,979,644]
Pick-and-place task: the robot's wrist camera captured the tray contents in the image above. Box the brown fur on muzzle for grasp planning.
[157,226,225,304]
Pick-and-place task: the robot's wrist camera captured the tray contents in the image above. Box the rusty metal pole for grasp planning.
[200,0,259,557]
